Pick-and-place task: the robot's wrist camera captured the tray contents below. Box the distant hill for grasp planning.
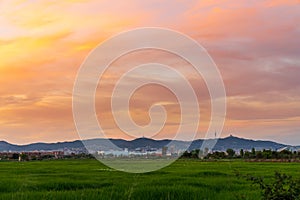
[0,136,295,152]
[0,140,85,152]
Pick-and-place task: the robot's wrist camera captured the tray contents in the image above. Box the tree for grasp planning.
[244,151,251,159]
[181,151,191,158]
[251,148,256,157]
[240,149,244,158]
[226,148,235,158]
[205,151,226,159]
[198,149,204,158]
[191,149,199,158]
[256,151,263,159]
[204,148,209,156]
[19,153,28,161]
[12,153,19,160]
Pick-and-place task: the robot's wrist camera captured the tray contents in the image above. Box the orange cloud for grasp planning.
[0,0,299,144]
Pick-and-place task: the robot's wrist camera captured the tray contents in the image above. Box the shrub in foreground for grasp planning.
[237,171,300,200]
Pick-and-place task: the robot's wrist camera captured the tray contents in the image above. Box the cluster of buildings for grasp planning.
[0,148,87,161]
[97,146,181,158]
[0,146,183,160]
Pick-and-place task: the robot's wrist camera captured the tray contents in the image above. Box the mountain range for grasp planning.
[0,135,298,152]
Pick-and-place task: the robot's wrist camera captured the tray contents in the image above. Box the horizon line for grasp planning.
[0,135,297,147]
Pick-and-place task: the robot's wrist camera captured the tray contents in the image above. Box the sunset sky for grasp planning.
[0,0,300,145]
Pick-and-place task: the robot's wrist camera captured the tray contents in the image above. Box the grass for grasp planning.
[0,159,299,199]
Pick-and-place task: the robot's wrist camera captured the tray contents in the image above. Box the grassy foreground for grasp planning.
[0,159,299,200]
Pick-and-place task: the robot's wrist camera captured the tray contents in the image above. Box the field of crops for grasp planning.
[0,159,299,199]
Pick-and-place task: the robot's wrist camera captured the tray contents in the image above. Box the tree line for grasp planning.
[180,148,300,160]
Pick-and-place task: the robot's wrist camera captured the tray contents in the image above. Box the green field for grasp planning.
[0,159,299,199]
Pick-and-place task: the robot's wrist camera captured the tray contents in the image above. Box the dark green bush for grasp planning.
[237,171,300,200]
